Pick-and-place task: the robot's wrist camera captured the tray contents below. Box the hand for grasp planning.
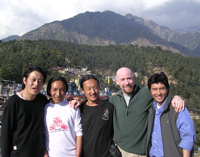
[172,95,185,112]
[111,92,119,96]
[68,97,84,109]
[76,153,81,157]
[44,149,48,157]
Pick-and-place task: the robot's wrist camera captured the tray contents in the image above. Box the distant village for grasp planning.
[0,66,114,103]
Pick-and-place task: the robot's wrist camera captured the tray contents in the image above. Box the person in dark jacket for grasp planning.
[1,66,49,157]
[146,72,196,157]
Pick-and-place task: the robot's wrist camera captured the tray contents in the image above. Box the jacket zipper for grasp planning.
[123,97,129,116]
[126,107,129,116]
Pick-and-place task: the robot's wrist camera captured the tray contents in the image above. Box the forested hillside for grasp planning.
[0,39,200,110]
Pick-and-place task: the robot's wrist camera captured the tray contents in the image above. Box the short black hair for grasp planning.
[80,75,99,89]
[22,66,47,89]
[148,72,170,91]
[47,75,68,97]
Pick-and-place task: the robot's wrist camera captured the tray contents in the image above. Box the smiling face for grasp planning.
[81,79,101,104]
[50,80,67,104]
[23,70,44,97]
[116,68,134,95]
[150,83,168,106]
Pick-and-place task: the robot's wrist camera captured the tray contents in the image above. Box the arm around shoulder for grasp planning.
[68,98,85,109]
[172,95,185,112]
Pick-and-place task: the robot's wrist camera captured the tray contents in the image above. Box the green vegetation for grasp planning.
[0,40,200,108]
[194,118,200,147]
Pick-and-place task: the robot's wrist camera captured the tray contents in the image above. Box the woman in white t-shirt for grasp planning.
[44,76,82,157]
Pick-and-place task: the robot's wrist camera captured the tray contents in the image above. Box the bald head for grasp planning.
[116,67,132,79]
[116,67,134,95]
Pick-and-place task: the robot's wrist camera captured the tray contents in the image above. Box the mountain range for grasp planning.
[2,11,200,57]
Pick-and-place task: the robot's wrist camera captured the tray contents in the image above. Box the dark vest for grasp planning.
[147,95,184,157]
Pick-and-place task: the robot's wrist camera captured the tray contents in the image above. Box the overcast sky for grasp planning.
[1,0,200,39]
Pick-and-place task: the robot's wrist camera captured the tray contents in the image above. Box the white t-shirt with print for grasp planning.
[44,99,82,157]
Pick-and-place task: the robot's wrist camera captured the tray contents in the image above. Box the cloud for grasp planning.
[139,0,200,30]
[0,0,200,39]
[0,0,79,39]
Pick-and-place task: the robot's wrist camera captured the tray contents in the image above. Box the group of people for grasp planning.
[1,66,196,157]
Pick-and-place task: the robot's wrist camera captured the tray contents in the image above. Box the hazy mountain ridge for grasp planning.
[177,26,200,32]
[2,35,20,42]
[127,14,200,51]
[20,11,154,44]
[3,11,200,57]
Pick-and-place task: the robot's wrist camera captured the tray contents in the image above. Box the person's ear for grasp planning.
[81,88,85,94]
[116,79,119,85]
[23,77,27,85]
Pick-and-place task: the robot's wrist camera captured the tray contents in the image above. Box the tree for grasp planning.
[0,64,22,82]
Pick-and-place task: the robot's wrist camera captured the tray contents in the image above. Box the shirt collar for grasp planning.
[153,96,168,114]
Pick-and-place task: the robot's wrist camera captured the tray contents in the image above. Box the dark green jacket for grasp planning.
[108,84,153,154]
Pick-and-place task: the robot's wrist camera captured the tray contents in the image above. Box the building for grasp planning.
[0,80,22,100]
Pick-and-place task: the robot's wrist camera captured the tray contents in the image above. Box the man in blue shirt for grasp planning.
[146,72,196,157]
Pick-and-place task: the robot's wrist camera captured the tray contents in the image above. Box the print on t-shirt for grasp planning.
[102,108,109,120]
[49,117,68,132]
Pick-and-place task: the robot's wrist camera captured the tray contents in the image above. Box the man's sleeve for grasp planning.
[1,98,16,157]
[107,95,115,104]
[176,107,196,151]
[74,108,83,137]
